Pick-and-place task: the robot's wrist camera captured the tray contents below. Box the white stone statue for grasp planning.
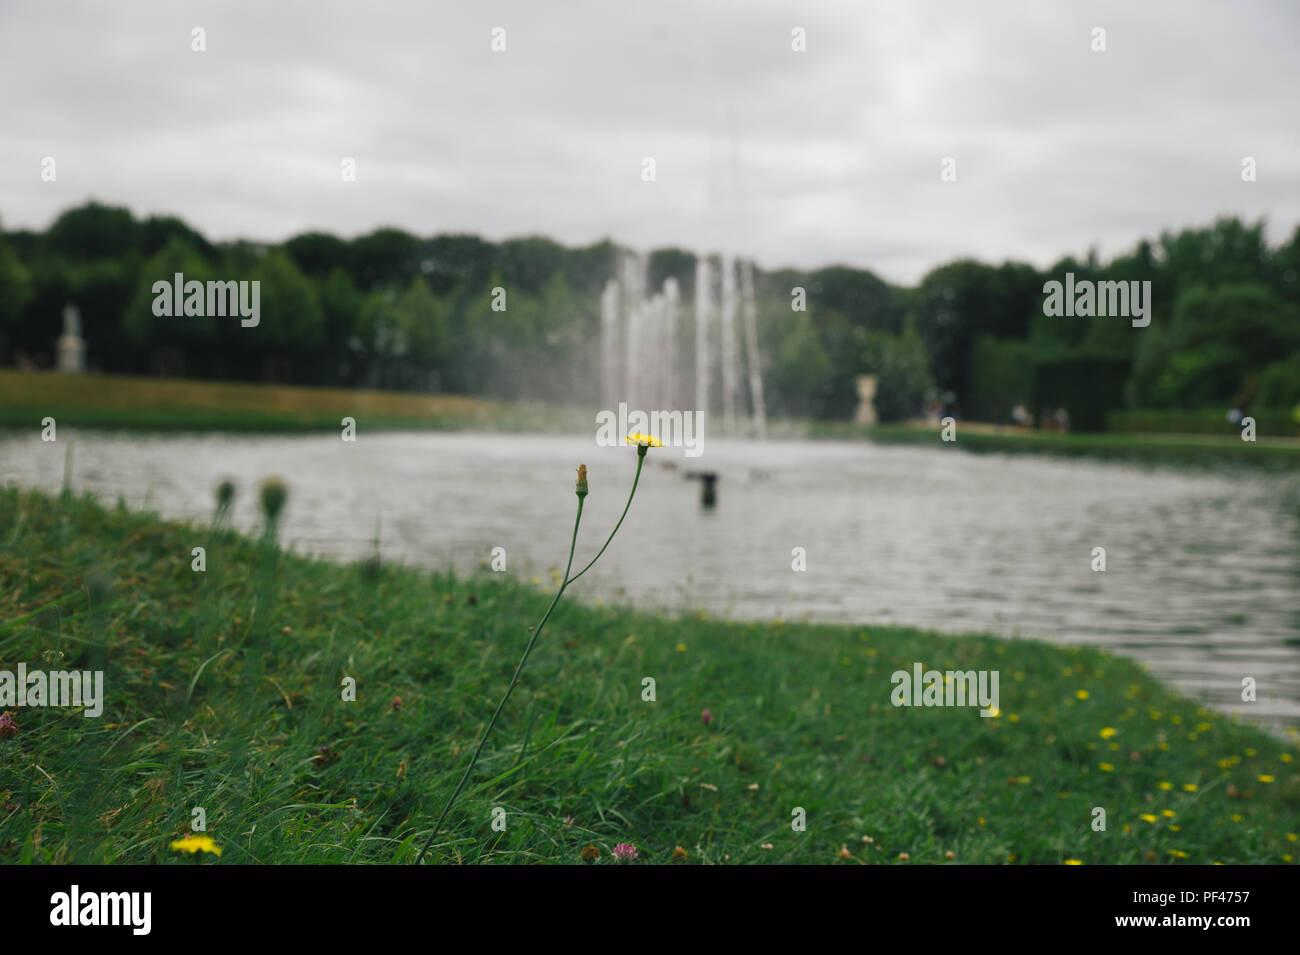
[57,304,87,373]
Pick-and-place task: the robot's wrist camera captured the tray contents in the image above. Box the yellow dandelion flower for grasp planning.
[1075,690,1089,700]
[1017,775,1031,784]
[1169,825,1181,832]
[1282,753,1292,763]
[1140,814,1158,823]
[1231,814,1243,822]
[1168,849,1187,859]
[625,433,663,448]
[675,643,687,652]
[1284,854,1294,863]
[1008,713,1019,722]
[1258,774,1275,783]
[1099,727,1117,739]
[1161,809,1175,817]
[1286,833,1297,842]
[170,834,222,856]
[1064,859,1083,865]
[1099,763,1114,772]
[1183,783,1197,792]
[1157,781,1172,791]
[1245,748,1256,757]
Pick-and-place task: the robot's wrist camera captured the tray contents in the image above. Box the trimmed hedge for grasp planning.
[1031,354,1131,432]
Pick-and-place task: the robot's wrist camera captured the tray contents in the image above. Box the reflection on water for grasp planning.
[3,430,1297,730]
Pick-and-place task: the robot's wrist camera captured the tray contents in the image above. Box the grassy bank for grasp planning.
[6,370,1298,471]
[0,487,1296,864]
[0,369,587,433]
[813,421,1300,469]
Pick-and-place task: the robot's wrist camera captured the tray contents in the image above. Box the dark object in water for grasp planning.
[685,471,719,508]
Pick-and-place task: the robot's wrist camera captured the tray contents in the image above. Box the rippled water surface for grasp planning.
[3,430,1297,729]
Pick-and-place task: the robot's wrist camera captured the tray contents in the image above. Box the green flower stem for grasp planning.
[564,452,645,588]
[416,495,585,864]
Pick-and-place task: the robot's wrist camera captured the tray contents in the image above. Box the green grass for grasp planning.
[1109,407,1298,438]
[0,369,588,434]
[814,422,1300,469]
[1,487,1296,865]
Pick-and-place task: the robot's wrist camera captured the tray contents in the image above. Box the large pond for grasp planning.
[2,430,1297,730]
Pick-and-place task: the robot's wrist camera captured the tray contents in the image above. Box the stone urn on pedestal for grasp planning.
[854,374,879,426]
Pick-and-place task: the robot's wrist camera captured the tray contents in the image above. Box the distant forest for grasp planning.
[1,202,1298,428]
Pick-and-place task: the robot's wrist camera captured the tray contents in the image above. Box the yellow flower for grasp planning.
[1075,690,1089,700]
[1183,783,1198,792]
[1099,727,1117,739]
[1140,814,1158,823]
[1287,833,1298,842]
[170,834,222,856]
[1282,754,1292,763]
[625,433,663,448]
[1168,849,1188,859]
[1099,763,1114,772]
[675,643,687,652]
[1258,774,1275,783]
[1157,781,1172,791]
[1161,809,1175,817]
[1231,814,1243,822]
[1064,859,1083,865]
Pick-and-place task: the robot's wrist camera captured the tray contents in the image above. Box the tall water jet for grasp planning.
[694,257,713,421]
[739,259,766,437]
[600,278,621,405]
[663,277,680,410]
[719,254,740,434]
[621,250,644,408]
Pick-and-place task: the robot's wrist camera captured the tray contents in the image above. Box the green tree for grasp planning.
[44,202,138,260]
[764,310,832,419]
[250,249,324,351]
[861,322,935,422]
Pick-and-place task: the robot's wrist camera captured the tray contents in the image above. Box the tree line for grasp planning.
[1,202,1297,426]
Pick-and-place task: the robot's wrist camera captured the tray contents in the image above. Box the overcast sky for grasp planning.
[1,0,1297,284]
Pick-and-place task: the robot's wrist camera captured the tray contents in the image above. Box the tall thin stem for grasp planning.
[416,497,584,864]
[565,454,644,587]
